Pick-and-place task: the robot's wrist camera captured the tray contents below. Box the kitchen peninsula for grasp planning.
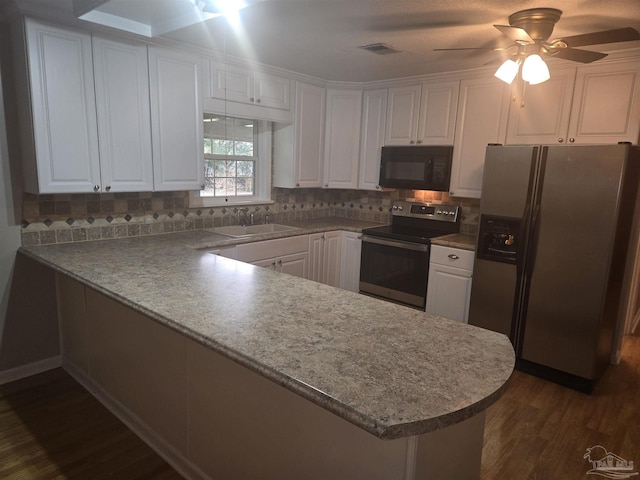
[19,226,514,480]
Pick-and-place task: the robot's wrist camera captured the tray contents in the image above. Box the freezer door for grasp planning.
[468,145,539,339]
[520,145,628,379]
[479,145,539,217]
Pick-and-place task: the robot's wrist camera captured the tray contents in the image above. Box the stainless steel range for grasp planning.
[359,201,460,309]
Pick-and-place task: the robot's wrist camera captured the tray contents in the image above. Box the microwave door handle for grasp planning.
[360,235,429,252]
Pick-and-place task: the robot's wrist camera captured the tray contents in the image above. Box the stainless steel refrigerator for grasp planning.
[468,144,640,391]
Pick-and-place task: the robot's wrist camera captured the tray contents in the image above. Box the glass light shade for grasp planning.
[494,59,520,85]
[522,54,550,85]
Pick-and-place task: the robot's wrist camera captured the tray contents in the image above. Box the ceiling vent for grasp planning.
[358,43,400,55]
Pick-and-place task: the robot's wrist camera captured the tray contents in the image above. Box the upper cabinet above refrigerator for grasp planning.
[506,59,640,146]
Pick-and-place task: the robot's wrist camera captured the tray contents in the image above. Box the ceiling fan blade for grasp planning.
[546,47,608,63]
[557,27,640,48]
[433,47,510,51]
[494,24,534,44]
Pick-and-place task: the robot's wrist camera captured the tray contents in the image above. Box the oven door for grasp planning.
[359,235,430,309]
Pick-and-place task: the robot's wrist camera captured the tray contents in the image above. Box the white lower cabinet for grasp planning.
[308,231,342,286]
[426,245,474,323]
[339,231,362,293]
[236,235,309,279]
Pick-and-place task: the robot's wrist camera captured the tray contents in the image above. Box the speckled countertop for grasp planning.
[431,233,477,251]
[20,218,512,440]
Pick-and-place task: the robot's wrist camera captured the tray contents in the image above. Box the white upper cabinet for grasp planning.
[384,81,459,146]
[18,18,101,194]
[568,60,640,144]
[323,89,362,189]
[506,60,640,145]
[148,46,204,191]
[209,62,291,110]
[358,89,387,191]
[384,85,421,145]
[273,81,325,188]
[417,81,459,145]
[92,36,153,192]
[506,67,577,145]
[449,77,510,198]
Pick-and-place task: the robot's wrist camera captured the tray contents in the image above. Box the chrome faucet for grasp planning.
[236,207,249,226]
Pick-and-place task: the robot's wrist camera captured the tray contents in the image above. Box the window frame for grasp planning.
[190,116,272,208]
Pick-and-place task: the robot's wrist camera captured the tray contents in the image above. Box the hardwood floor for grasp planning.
[0,368,182,479]
[481,333,640,480]
[1,336,639,479]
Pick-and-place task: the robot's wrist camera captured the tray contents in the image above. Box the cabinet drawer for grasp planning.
[236,235,308,263]
[430,245,474,270]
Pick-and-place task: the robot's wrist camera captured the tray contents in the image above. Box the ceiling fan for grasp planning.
[435,8,640,85]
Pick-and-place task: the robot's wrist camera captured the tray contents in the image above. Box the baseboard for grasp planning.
[63,361,211,480]
[0,356,62,385]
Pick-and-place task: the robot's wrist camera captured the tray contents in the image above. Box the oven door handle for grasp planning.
[360,235,429,252]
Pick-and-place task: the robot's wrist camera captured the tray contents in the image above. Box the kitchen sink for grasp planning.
[207,224,301,238]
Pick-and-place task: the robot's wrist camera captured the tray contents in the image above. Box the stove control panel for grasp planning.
[391,201,460,223]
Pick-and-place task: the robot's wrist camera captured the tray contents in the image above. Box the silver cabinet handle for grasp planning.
[93,185,100,192]
[558,138,564,143]
[105,185,111,192]
[448,254,459,260]
[569,138,575,143]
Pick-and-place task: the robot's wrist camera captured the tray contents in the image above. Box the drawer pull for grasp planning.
[448,254,460,260]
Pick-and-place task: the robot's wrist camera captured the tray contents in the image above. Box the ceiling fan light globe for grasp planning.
[494,59,520,84]
[522,54,550,84]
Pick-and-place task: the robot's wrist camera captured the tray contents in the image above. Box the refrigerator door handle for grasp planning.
[525,203,541,281]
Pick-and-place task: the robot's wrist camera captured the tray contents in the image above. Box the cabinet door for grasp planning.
[92,36,153,192]
[255,72,291,110]
[253,258,277,270]
[322,231,342,287]
[339,231,362,293]
[505,67,576,145]
[209,62,254,104]
[149,46,204,191]
[308,233,324,282]
[358,89,387,191]
[426,264,472,323]
[384,85,421,145]
[278,252,308,278]
[323,89,362,189]
[417,80,459,145]
[450,77,510,198]
[23,19,100,193]
[568,60,640,144]
[295,82,325,187]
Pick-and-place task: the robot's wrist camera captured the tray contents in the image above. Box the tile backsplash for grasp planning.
[20,188,480,246]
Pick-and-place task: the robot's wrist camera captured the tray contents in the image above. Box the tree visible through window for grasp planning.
[203,114,256,198]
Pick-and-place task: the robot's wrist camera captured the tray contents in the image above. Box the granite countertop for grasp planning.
[431,233,477,251]
[20,218,511,440]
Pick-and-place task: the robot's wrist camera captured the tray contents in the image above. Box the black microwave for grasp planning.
[379,146,453,191]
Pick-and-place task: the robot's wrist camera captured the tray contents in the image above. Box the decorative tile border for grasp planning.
[20,189,480,246]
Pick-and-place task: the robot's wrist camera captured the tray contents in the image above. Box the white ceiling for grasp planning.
[7,0,640,82]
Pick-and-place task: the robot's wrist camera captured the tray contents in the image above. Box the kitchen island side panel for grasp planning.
[57,273,487,480]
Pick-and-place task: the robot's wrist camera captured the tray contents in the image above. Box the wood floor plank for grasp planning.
[0,369,182,480]
[481,334,640,480]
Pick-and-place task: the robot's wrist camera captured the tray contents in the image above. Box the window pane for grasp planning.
[202,114,258,199]
[214,160,235,177]
[212,139,233,155]
[204,138,213,155]
[236,161,254,178]
[234,141,253,156]
[236,177,253,195]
